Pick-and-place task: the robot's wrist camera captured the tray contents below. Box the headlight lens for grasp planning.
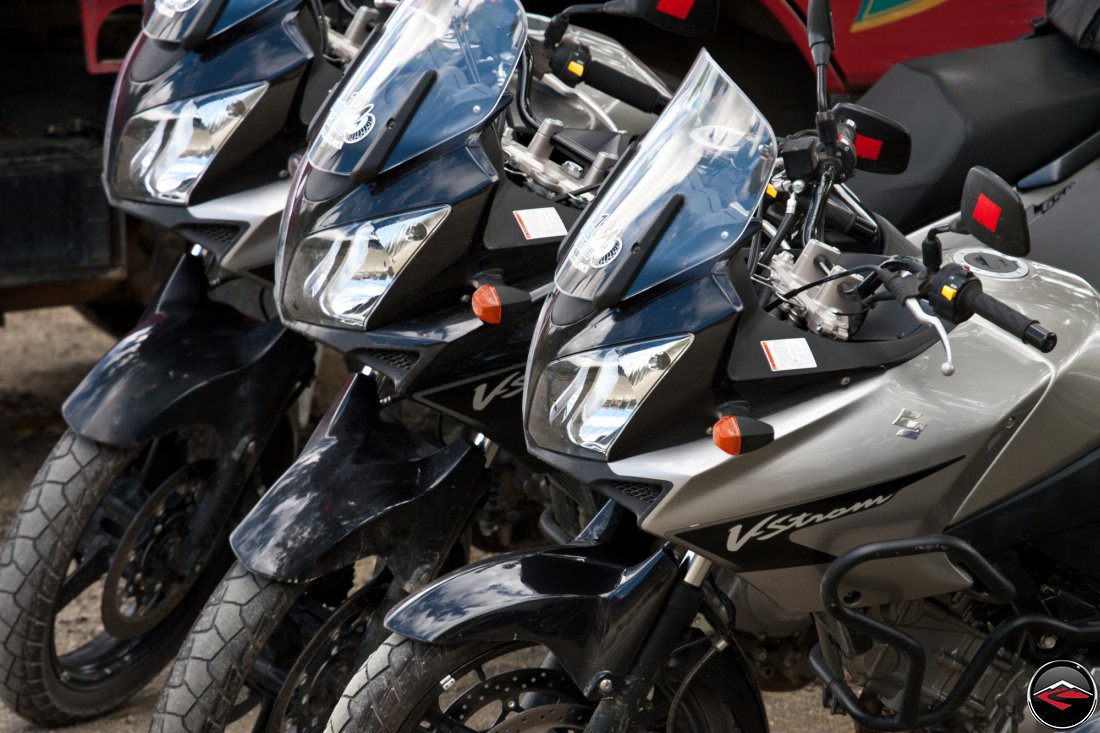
[527,335,693,459]
[111,83,266,204]
[281,206,450,329]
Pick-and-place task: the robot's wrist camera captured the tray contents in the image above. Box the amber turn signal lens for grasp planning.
[472,284,502,324]
[712,416,742,455]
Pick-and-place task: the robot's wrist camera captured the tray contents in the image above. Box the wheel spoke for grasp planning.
[58,545,112,609]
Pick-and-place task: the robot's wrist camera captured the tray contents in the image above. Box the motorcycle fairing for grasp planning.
[63,253,315,448]
[230,372,486,586]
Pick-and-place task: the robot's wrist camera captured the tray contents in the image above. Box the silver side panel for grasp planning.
[630,249,1100,612]
[185,179,290,280]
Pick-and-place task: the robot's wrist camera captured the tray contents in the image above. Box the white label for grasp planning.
[760,339,817,372]
[513,208,568,240]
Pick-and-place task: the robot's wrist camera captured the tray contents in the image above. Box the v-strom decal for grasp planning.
[677,457,963,571]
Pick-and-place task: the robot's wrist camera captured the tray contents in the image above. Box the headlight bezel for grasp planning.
[279,205,452,331]
[109,81,268,206]
[526,334,694,461]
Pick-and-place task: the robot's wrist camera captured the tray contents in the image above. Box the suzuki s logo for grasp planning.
[155,0,201,15]
[472,372,524,412]
[726,494,894,552]
[320,92,376,149]
[1028,660,1097,729]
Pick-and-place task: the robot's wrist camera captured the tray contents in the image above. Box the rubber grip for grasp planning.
[582,60,668,114]
[962,288,1057,352]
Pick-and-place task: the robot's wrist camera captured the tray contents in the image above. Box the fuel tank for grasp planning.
[631,246,1100,612]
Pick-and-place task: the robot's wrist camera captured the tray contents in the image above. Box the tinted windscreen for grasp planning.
[555,51,776,301]
[307,0,525,176]
[143,0,280,42]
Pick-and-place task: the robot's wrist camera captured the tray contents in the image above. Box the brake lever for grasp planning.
[904,299,955,376]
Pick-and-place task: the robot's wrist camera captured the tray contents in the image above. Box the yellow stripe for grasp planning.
[850,0,949,33]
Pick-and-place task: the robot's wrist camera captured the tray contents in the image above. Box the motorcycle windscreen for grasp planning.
[555,51,777,302]
[143,0,281,43]
[306,0,526,177]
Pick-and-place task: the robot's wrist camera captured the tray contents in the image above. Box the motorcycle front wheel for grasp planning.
[0,430,233,725]
[327,633,766,733]
[151,561,395,733]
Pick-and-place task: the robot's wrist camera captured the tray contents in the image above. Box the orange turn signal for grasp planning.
[472,284,502,324]
[712,416,742,456]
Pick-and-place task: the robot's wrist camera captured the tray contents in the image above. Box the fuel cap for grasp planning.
[951,247,1029,279]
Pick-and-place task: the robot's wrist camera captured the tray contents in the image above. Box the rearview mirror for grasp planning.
[616,0,719,37]
[807,0,835,60]
[833,103,911,175]
[958,166,1030,257]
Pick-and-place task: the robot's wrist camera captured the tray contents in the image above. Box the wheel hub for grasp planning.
[101,462,210,639]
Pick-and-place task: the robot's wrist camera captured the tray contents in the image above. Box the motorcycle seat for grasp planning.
[849,32,1100,233]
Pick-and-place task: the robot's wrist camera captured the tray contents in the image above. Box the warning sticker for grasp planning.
[761,339,817,372]
[513,208,568,240]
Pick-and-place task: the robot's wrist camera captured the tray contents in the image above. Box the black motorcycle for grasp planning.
[149,0,712,730]
[0,0,363,723]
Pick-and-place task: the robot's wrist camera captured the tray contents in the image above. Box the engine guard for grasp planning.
[230,372,487,586]
[384,503,683,696]
[63,253,316,448]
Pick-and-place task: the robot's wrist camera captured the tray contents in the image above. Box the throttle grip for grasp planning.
[550,41,669,114]
[960,288,1057,353]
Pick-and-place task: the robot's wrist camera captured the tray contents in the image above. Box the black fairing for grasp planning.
[106,0,329,218]
[63,254,316,448]
[278,129,567,456]
[850,32,1100,232]
[385,502,679,694]
[231,372,487,586]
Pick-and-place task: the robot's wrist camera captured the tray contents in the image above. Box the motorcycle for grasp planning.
[149,0,707,730]
[334,3,1100,733]
[0,0,375,724]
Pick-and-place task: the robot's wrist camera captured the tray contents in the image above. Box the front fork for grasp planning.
[585,552,716,733]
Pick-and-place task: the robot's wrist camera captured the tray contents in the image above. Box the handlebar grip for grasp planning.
[582,61,669,114]
[960,288,1057,353]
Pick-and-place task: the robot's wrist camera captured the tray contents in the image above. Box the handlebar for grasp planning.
[958,287,1057,353]
[549,41,669,115]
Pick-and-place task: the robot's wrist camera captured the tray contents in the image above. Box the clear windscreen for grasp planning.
[555,51,777,301]
[307,0,526,176]
[143,0,279,42]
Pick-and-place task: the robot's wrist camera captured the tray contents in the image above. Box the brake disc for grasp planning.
[488,703,592,732]
[442,667,588,726]
[101,461,211,639]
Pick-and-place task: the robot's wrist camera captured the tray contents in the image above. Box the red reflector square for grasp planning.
[656,0,693,20]
[973,193,1002,233]
[854,134,883,161]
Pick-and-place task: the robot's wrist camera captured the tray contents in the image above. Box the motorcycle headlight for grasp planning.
[281,206,450,329]
[110,82,267,204]
[527,335,693,459]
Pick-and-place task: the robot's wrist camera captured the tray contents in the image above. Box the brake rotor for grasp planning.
[488,703,592,732]
[442,668,587,725]
[101,461,212,639]
[272,579,390,732]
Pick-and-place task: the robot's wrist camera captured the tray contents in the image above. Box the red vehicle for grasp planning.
[763,0,1047,90]
[0,0,1046,330]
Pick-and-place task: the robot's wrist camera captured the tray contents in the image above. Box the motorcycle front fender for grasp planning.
[63,254,315,448]
[231,372,486,586]
[385,503,682,695]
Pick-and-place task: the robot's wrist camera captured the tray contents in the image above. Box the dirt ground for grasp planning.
[0,307,850,732]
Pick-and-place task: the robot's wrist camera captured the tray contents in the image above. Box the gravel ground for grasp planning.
[0,307,852,733]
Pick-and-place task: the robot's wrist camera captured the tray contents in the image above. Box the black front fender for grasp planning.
[63,254,315,447]
[385,504,683,695]
[231,373,486,585]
